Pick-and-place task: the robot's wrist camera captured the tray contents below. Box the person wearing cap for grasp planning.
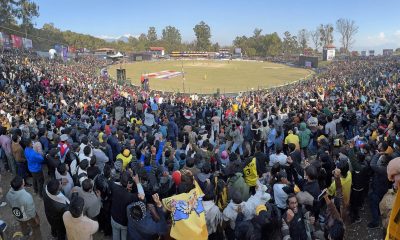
[281,194,315,240]
[63,196,99,240]
[116,148,133,171]
[126,194,168,240]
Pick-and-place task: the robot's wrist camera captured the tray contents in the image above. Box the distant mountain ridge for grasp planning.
[98,34,136,43]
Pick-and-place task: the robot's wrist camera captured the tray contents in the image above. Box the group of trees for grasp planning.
[231,18,359,57]
[0,0,361,56]
[308,19,359,53]
[233,29,282,57]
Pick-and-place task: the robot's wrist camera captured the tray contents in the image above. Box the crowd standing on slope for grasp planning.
[1,49,400,240]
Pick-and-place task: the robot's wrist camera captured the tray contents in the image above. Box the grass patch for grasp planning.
[109,60,312,94]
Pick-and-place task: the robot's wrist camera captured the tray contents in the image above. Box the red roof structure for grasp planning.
[149,47,165,51]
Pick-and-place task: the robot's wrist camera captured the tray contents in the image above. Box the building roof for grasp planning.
[149,47,165,51]
[324,44,335,49]
[96,48,115,52]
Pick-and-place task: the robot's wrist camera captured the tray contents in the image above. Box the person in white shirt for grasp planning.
[325,114,343,138]
[269,145,287,167]
[55,163,74,198]
[144,108,155,128]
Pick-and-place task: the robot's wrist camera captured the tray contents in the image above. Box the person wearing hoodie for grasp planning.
[223,191,250,240]
[6,176,42,239]
[167,116,179,148]
[298,122,311,159]
[196,162,212,190]
[24,139,44,198]
[126,194,168,240]
[227,167,250,202]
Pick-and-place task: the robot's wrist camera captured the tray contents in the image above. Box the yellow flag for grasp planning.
[162,181,208,240]
[386,190,400,240]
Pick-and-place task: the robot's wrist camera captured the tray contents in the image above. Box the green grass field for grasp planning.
[109,60,312,94]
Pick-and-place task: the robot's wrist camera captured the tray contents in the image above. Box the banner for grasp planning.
[145,70,183,79]
[2,33,12,49]
[54,44,62,54]
[62,46,68,61]
[11,34,22,48]
[22,38,33,49]
[68,46,76,53]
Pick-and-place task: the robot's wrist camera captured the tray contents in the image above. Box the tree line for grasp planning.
[1,1,360,56]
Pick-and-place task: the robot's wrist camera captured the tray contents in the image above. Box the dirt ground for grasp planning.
[0,170,383,240]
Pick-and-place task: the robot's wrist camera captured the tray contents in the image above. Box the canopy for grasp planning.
[108,52,124,58]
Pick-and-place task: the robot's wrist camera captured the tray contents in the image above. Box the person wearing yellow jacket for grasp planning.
[116,149,133,170]
[243,157,258,194]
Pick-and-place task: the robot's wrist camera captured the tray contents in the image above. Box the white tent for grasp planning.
[108,52,124,58]
[49,49,57,59]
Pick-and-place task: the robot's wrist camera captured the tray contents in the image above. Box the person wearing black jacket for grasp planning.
[254,143,267,178]
[43,179,70,240]
[110,171,143,240]
[350,153,369,223]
